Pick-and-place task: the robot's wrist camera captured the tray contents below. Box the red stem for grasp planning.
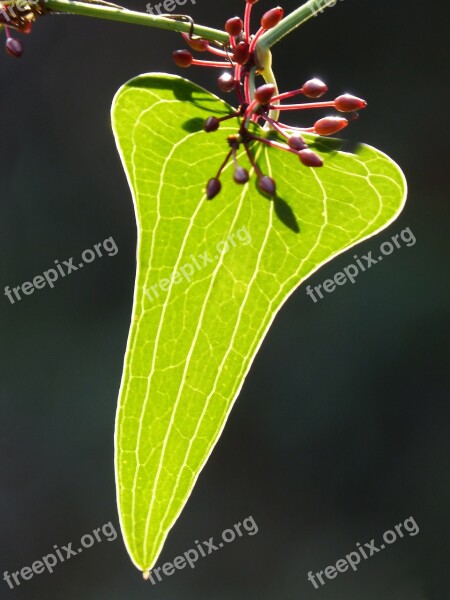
[244,72,251,104]
[271,88,305,102]
[249,27,264,54]
[234,65,244,104]
[269,101,336,111]
[244,1,252,43]
[215,149,233,178]
[205,44,229,58]
[192,59,233,68]
[263,115,291,139]
[249,134,297,155]
[243,142,263,178]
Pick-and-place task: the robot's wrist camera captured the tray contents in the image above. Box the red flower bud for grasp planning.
[5,38,23,58]
[254,84,276,105]
[258,176,276,196]
[334,94,367,112]
[302,78,328,99]
[20,22,33,35]
[234,167,250,184]
[172,50,193,68]
[218,73,235,93]
[288,136,308,151]
[225,16,243,37]
[298,149,323,167]
[204,117,220,133]
[314,117,348,136]
[261,7,284,30]
[232,41,250,65]
[182,34,208,52]
[206,178,222,200]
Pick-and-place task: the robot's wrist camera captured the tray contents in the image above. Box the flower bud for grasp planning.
[206,178,221,200]
[5,38,23,58]
[261,7,284,30]
[302,78,328,99]
[258,176,276,196]
[254,84,276,105]
[334,94,367,112]
[182,33,208,52]
[225,16,243,37]
[232,41,250,65]
[218,73,235,93]
[172,49,193,68]
[234,167,250,184]
[204,117,220,133]
[288,136,307,151]
[314,116,348,136]
[298,149,323,167]
[20,22,33,35]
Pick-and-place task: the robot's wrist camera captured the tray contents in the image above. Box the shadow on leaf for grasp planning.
[273,195,300,233]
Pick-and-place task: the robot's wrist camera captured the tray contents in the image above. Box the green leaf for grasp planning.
[111,73,407,573]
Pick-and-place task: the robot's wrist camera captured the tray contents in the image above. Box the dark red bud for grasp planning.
[298,149,323,168]
[181,33,208,52]
[254,83,276,104]
[288,136,308,151]
[302,78,328,99]
[218,73,235,93]
[172,49,193,67]
[234,167,250,184]
[246,0,260,4]
[206,178,221,200]
[5,38,23,58]
[225,16,243,37]
[232,41,250,65]
[204,117,220,132]
[314,116,348,136]
[20,22,33,35]
[261,7,284,30]
[258,176,276,196]
[334,94,367,112]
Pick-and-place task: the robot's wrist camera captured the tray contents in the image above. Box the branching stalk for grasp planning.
[4,0,338,113]
[44,0,229,43]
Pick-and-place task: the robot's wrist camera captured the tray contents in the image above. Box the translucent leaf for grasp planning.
[111,73,407,572]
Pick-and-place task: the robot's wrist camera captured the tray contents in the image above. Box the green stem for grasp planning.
[247,66,258,105]
[258,0,338,49]
[44,0,229,44]
[254,46,280,123]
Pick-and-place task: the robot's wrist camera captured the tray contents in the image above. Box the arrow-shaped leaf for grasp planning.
[111,73,407,573]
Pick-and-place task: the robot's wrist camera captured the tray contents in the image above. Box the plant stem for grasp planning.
[35,0,334,116]
[44,0,229,44]
[257,0,338,49]
[254,47,280,123]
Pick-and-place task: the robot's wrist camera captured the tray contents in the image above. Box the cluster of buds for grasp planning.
[0,0,43,57]
[172,0,367,199]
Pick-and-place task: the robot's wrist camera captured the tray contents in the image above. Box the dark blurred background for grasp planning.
[0,0,449,598]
